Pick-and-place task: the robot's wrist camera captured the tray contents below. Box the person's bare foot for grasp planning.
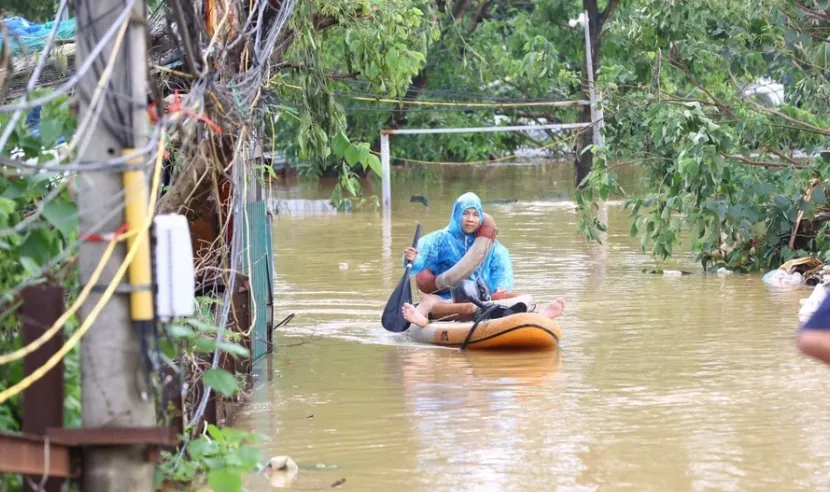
[539,297,566,319]
[402,302,430,328]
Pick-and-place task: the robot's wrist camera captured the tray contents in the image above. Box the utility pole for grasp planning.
[75,0,155,490]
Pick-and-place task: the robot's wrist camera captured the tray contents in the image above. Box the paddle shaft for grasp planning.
[405,224,423,271]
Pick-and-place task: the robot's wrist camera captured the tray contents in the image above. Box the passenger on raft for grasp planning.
[400,191,566,328]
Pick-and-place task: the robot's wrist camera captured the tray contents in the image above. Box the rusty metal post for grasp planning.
[21,285,65,492]
[230,274,251,375]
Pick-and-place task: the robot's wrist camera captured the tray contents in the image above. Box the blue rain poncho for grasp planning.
[406,192,514,299]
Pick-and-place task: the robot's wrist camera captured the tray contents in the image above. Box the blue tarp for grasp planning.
[1,16,77,55]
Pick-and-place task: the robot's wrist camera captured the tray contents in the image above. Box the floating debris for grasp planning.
[409,194,429,207]
[763,257,825,287]
[263,455,299,488]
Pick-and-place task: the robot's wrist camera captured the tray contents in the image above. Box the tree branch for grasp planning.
[750,101,830,137]
[721,153,804,169]
[600,0,621,30]
[669,46,737,119]
[764,146,801,167]
[796,2,830,22]
[469,0,494,34]
[276,62,359,80]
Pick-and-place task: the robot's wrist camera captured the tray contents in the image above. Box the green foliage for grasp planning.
[155,424,265,492]
[576,0,830,271]
[0,89,78,439]
[265,0,435,208]
[155,297,266,489]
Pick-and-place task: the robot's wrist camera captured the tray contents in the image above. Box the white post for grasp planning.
[380,133,391,214]
[582,11,604,148]
[379,132,392,287]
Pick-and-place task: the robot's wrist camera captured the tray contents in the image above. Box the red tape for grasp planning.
[147,89,223,134]
[79,223,129,242]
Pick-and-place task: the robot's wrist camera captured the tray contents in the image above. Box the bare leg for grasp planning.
[402,294,442,328]
[539,297,566,320]
[797,330,830,365]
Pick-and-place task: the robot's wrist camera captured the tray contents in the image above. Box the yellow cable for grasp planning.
[277,82,583,108]
[0,131,166,405]
[0,229,129,365]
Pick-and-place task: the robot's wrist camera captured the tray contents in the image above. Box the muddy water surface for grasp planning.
[237,161,830,491]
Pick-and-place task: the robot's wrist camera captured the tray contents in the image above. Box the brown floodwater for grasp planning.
[237,161,830,491]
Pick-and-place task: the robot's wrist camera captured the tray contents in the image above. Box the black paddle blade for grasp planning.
[381,224,423,332]
[381,267,414,332]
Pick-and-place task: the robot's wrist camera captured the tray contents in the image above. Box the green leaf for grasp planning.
[386,47,400,70]
[358,145,370,164]
[188,437,216,460]
[204,368,239,397]
[811,188,826,206]
[206,424,225,443]
[20,257,40,275]
[167,324,195,338]
[39,120,63,146]
[331,132,350,156]
[366,154,383,176]
[233,446,263,468]
[2,181,28,200]
[207,469,242,492]
[344,145,361,167]
[185,318,220,333]
[42,198,78,238]
[20,229,54,265]
[194,339,249,358]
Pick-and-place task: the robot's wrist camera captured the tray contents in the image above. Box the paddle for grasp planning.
[381,224,423,332]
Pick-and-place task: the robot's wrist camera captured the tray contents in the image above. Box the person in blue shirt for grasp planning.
[798,288,830,365]
[400,192,566,327]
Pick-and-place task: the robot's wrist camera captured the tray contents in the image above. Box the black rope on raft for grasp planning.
[460,300,499,351]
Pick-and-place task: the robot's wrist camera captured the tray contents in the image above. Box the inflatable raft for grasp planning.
[406,312,562,350]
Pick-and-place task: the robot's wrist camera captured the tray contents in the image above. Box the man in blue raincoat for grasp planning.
[400,192,566,327]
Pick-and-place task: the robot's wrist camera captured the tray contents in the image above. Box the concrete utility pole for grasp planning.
[75,0,155,490]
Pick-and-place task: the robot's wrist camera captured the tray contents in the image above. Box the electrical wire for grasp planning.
[0,223,124,365]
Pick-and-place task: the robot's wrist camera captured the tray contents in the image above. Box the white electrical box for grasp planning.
[153,214,195,321]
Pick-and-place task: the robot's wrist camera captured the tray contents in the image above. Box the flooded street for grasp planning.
[237,161,830,491]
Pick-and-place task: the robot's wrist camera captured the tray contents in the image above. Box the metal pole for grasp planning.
[75,0,156,490]
[582,11,604,147]
[384,122,590,136]
[380,133,391,213]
